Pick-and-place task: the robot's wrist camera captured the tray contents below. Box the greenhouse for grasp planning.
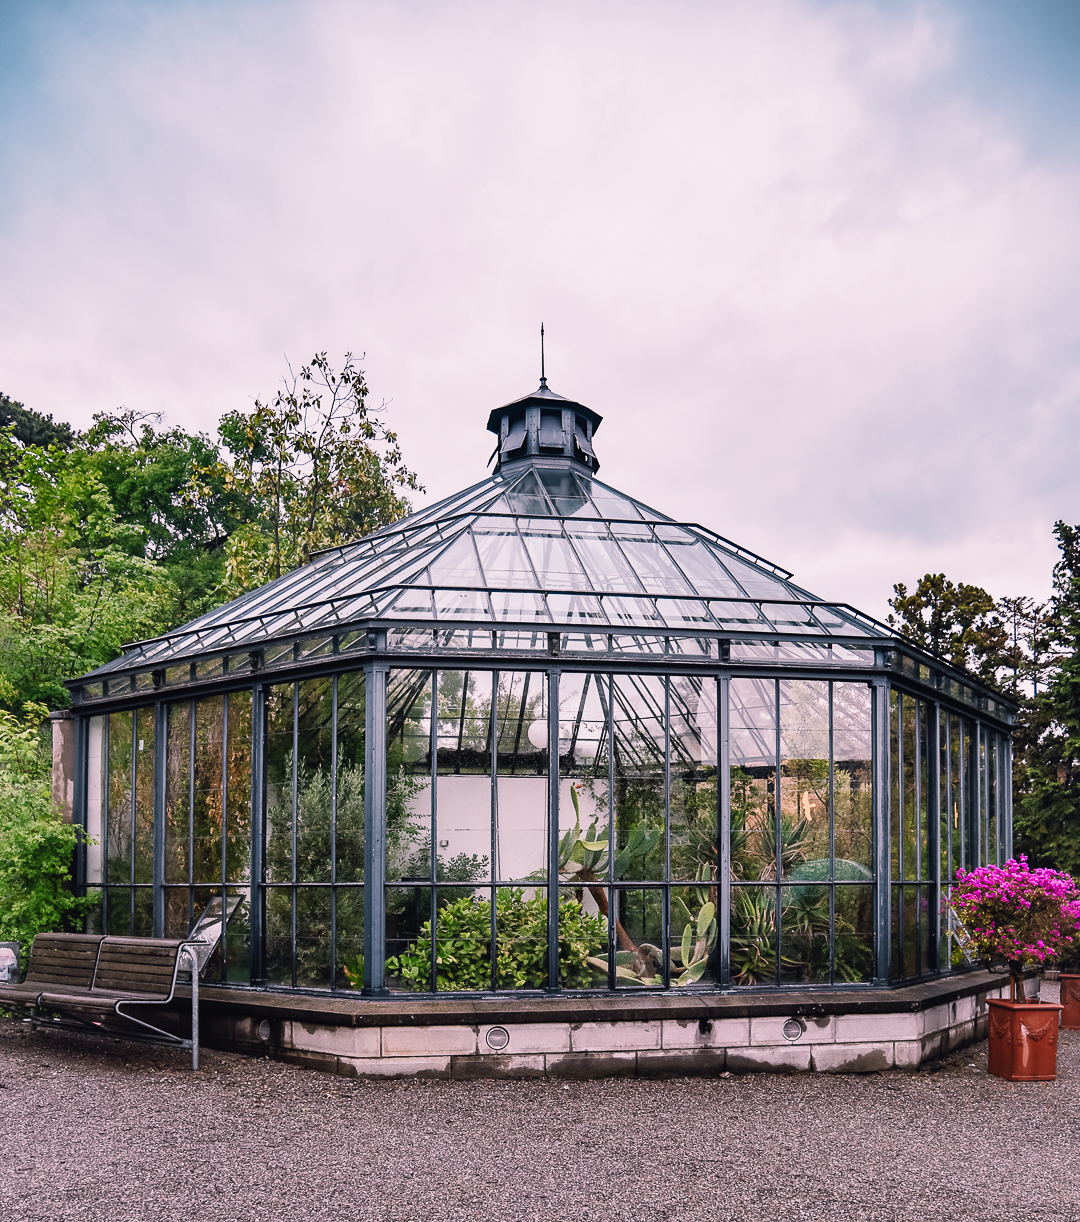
[65,379,1017,1004]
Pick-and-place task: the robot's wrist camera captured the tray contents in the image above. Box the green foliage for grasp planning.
[1014,522,1080,874]
[888,573,1011,687]
[206,352,423,595]
[0,703,97,951]
[384,889,607,991]
[0,356,417,715]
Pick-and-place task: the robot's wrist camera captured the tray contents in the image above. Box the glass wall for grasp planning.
[265,672,366,989]
[729,678,873,987]
[161,693,252,981]
[80,668,1011,992]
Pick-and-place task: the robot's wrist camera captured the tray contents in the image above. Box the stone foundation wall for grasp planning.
[190,972,1029,1080]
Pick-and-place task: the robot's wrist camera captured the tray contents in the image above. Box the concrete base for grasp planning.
[175,971,1033,1080]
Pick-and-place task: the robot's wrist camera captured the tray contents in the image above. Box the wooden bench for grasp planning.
[3,933,201,1069]
[0,934,104,1008]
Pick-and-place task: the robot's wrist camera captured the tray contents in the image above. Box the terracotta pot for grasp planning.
[987,999,1063,1081]
[1061,974,1080,1031]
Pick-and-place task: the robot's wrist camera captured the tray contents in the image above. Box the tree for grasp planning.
[0,701,97,949]
[207,352,424,596]
[0,392,77,451]
[888,573,1010,687]
[1013,522,1080,874]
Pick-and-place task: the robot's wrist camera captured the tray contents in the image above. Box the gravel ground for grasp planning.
[1,1017,1078,1222]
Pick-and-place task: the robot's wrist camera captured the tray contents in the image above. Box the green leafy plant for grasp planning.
[0,702,97,953]
[383,888,606,991]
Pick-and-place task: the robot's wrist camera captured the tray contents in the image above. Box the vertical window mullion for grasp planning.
[221,693,229,979]
[291,682,299,989]
[773,678,781,988]
[330,675,338,989]
[607,674,616,992]
[718,675,730,988]
[828,682,836,985]
[490,670,498,992]
[662,677,671,990]
[430,670,438,995]
[188,700,196,934]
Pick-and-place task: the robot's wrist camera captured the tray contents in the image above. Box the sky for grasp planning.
[1,0,1079,621]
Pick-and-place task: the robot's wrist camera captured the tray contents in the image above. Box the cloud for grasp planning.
[0,0,1078,619]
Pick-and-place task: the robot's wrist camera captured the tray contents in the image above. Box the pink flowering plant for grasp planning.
[946,856,1080,1000]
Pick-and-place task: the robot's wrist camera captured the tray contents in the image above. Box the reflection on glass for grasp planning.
[164,702,191,885]
[779,680,829,881]
[670,677,718,884]
[780,882,830,984]
[612,676,666,882]
[294,887,332,989]
[336,888,365,988]
[731,885,777,986]
[834,885,874,983]
[385,886,432,992]
[614,888,664,987]
[107,711,133,889]
[833,683,873,872]
[134,707,155,884]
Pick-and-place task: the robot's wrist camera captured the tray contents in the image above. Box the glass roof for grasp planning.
[82,461,888,677]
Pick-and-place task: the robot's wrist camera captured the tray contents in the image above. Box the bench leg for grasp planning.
[188,948,199,1071]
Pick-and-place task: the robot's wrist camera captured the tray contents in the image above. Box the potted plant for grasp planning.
[946,856,1080,1081]
[1057,942,1080,1031]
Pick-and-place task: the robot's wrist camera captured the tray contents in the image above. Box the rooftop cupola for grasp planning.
[486,382,602,475]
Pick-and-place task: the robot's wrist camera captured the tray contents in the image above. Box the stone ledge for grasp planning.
[188,969,1016,1030]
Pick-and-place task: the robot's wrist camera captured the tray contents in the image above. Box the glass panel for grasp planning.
[779,681,830,882]
[520,526,591,590]
[265,685,295,885]
[107,711,133,886]
[889,694,899,884]
[105,886,132,937]
[670,677,718,883]
[834,885,874,984]
[918,700,930,881]
[988,736,998,865]
[335,887,365,989]
[293,678,334,884]
[385,886,431,991]
[504,469,551,516]
[265,887,293,986]
[537,468,590,515]
[472,523,537,589]
[133,887,153,937]
[731,885,777,986]
[225,692,252,883]
[496,888,552,989]
[669,883,719,985]
[564,527,644,594]
[435,671,493,887]
[432,589,492,619]
[610,532,694,597]
[889,884,902,980]
[193,697,224,885]
[336,672,366,885]
[490,591,547,622]
[558,888,607,988]
[132,707,154,884]
[426,532,486,586]
[780,883,830,984]
[611,676,666,882]
[729,678,776,888]
[86,716,105,886]
[164,702,191,884]
[833,683,873,873]
[659,537,744,598]
[295,887,332,989]
[496,671,547,881]
[224,887,251,982]
[613,888,664,987]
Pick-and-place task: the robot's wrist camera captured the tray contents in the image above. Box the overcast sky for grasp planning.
[1,0,1079,620]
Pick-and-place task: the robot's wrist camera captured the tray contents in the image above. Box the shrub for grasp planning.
[0,703,97,954]
[384,889,606,991]
[946,856,1080,998]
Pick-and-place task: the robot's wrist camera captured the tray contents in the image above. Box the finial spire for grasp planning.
[539,322,547,390]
